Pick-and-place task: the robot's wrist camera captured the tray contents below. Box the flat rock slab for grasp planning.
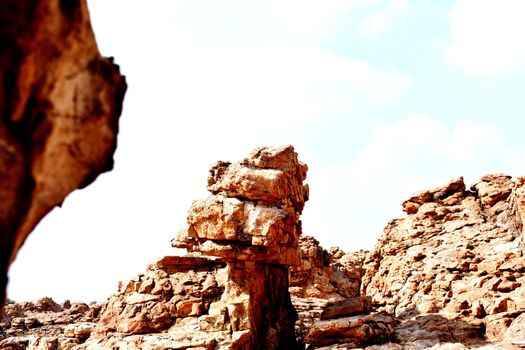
[305,313,395,348]
[320,297,370,320]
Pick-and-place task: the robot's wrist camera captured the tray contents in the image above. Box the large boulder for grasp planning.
[0,0,126,303]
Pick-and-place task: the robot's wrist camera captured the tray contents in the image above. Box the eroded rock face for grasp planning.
[75,145,309,350]
[95,256,227,335]
[0,0,126,303]
[363,174,525,345]
[0,297,101,349]
[290,235,366,300]
[289,236,397,349]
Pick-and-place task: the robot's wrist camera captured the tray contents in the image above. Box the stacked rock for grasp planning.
[172,145,308,349]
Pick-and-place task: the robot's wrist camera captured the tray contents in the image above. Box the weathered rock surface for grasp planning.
[0,297,101,349]
[363,174,525,347]
[290,235,366,300]
[9,156,525,349]
[288,235,393,348]
[77,145,308,349]
[304,312,396,348]
[0,0,127,303]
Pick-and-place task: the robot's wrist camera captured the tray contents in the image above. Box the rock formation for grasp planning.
[0,0,127,303]
[363,174,525,347]
[290,236,396,349]
[290,236,366,301]
[7,146,525,349]
[69,145,308,349]
[0,235,396,350]
[0,297,101,349]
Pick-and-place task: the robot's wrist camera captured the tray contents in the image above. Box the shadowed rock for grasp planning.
[0,0,126,303]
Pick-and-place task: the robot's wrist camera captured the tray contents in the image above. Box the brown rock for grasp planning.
[471,174,513,206]
[363,173,525,345]
[320,297,370,320]
[0,0,126,303]
[304,313,395,347]
[485,311,522,342]
[0,297,102,348]
[401,177,465,214]
[289,236,366,300]
[503,312,525,343]
[83,146,308,349]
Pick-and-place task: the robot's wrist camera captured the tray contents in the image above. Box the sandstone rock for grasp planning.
[0,0,126,303]
[320,297,370,320]
[304,313,395,348]
[401,177,465,214]
[11,161,525,349]
[504,312,525,343]
[95,256,226,335]
[63,322,95,340]
[0,297,102,349]
[472,174,514,207]
[83,145,309,349]
[364,174,525,345]
[485,311,522,342]
[289,236,366,300]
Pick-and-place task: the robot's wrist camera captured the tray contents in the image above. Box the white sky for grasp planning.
[7,0,525,302]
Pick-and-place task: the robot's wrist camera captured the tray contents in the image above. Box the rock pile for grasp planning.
[9,149,525,349]
[290,236,396,349]
[80,145,309,349]
[290,235,366,301]
[363,174,525,347]
[0,297,101,349]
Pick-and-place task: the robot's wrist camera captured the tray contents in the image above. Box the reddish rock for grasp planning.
[304,313,396,348]
[85,145,308,350]
[363,174,525,345]
[289,235,366,300]
[0,0,126,303]
[320,297,370,320]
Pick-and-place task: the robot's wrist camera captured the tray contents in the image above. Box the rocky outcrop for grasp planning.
[9,142,525,349]
[290,235,366,300]
[289,236,396,349]
[0,297,101,349]
[0,0,127,303]
[76,145,309,349]
[363,174,525,346]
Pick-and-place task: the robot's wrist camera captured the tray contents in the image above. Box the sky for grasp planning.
[7,0,525,302]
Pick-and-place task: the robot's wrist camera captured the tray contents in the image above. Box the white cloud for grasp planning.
[446,0,525,75]
[358,0,409,38]
[8,0,411,302]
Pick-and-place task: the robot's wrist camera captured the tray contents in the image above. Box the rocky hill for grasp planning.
[3,147,525,349]
[362,174,525,348]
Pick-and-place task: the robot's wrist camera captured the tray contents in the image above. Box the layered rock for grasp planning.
[363,174,525,346]
[0,297,101,349]
[77,145,309,350]
[289,235,393,348]
[290,235,366,300]
[0,0,126,303]
[10,148,525,348]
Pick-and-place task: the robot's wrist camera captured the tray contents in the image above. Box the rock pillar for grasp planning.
[173,145,308,349]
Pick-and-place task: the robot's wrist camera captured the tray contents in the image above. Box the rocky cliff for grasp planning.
[0,0,126,303]
[82,145,308,349]
[5,149,525,349]
[363,174,525,348]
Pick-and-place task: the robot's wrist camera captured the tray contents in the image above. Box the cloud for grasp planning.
[8,0,411,302]
[304,114,524,251]
[446,0,525,75]
[358,0,409,38]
